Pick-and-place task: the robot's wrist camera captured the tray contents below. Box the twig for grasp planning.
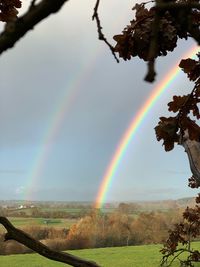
[92,0,119,63]
[0,216,101,267]
[161,248,194,267]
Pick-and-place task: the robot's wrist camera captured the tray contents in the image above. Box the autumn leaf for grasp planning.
[0,0,22,22]
[168,95,190,113]
[113,32,133,60]
[155,116,179,151]
[179,58,200,81]
[188,176,200,188]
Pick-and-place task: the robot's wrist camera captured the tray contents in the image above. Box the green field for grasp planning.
[0,217,77,229]
[1,243,200,267]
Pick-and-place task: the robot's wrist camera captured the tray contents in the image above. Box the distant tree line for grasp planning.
[0,206,92,219]
[0,209,184,255]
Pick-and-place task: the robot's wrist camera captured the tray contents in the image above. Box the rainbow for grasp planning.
[24,50,100,200]
[23,5,138,200]
[95,45,200,209]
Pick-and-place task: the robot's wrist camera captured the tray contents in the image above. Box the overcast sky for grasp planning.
[0,0,199,203]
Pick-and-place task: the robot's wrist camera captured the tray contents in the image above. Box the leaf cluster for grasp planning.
[161,192,200,266]
[113,1,200,62]
[113,2,179,61]
[112,0,200,81]
[0,0,22,22]
[155,56,200,151]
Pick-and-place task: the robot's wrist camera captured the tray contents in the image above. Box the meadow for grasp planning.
[0,217,77,233]
[7,217,77,228]
[1,243,200,267]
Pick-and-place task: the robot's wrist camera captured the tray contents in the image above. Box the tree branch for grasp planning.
[92,0,119,63]
[0,0,69,56]
[0,216,101,267]
[161,248,197,267]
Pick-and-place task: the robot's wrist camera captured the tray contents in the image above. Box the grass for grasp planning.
[9,217,77,228]
[0,245,160,267]
[0,217,77,233]
[1,244,200,267]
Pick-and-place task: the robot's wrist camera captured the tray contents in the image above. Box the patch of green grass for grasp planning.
[0,244,182,267]
[1,243,200,266]
[0,217,77,232]
[41,208,84,213]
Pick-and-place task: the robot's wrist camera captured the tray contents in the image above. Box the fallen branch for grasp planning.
[0,216,101,267]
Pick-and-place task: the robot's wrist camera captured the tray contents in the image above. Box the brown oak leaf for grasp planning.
[155,116,179,151]
[179,58,200,81]
[168,95,190,113]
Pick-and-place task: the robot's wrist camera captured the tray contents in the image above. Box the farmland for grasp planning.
[0,198,198,260]
[1,217,77,228]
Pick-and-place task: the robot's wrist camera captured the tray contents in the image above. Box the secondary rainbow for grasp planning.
[24,49,100,200]
[95,45,200,209]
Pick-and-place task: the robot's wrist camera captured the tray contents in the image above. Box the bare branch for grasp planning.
[92,0,119,63]
[0,216,101,267]
[0,0,69,56]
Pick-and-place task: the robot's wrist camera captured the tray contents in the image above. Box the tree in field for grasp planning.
[0,0,200,266]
